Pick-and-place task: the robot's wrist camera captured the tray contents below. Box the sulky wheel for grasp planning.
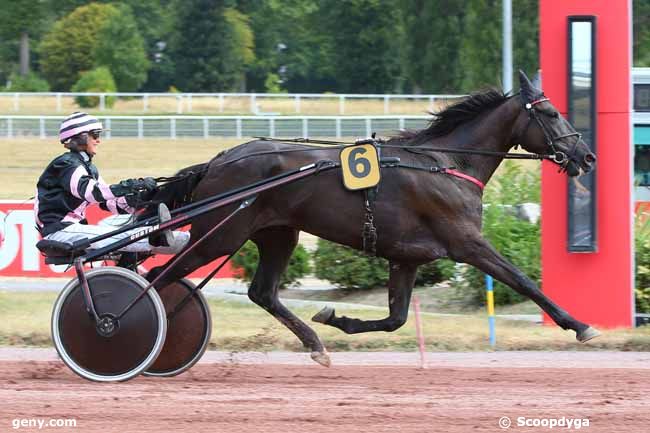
[51,267,167,382]
[144,279,212,377]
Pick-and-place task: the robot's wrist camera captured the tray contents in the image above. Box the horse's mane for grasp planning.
[396,88,509,143]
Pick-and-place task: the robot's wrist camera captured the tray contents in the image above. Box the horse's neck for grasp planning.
[447,98,521,186]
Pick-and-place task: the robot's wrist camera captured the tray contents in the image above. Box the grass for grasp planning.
[0,94,458,116]
[2,290,650,352]
[0,138,242,200]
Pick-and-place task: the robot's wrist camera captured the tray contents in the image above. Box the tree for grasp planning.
[316,0,403,93]
[39,3,119,91]
[116,0,176,91]
[240,0,330,92]
[512,0,539,88]
[47,0,94,19]
[458,0,502,91]
[71,66,117,108]
[94,4,150,91]
[224,7,255,90]
[0,0,50,76]
[451,0,538,93]
[400,0,466,93]
[171,0,247,92]
[634,0,650,66]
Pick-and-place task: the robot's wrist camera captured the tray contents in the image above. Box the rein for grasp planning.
[153,95,571,192]
[153,133,554,192]
[254,136,556,161]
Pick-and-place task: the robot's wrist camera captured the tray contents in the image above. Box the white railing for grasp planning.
[0,115,431,139]
[0,92,463,115]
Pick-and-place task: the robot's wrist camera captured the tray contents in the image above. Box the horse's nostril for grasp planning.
[584,153,596,164]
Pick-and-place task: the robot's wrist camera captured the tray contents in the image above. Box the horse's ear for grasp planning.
[532,70,542,90]
[519,70,541,102]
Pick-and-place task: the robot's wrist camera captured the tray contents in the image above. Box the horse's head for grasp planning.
[516,70,596,177]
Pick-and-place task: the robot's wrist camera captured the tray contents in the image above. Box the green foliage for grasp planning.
[224,8,255,66]
[512,0,539,84]
[231,241,311,289]
[415,259,457,287]
[264,73,285,93]
[0,0,45,35]
[315,0,403,93]
[39,3,119,91]
[240,0,328,92]
[120,0,176,91]
[454,162,541,305]
[466,207,540,305]
[635,213,650,313]
[313,239,388,290]
[313,239,453,290]
[71,66,116,108]
[94,4,149,91]
[634,0,650,66]
[459,0,501,90]
[400,0,465,93]
[47,0,95,20]
[3,1,649,93]
[0,0,50,78]
[3,72,50,91]
[172,0,250,92]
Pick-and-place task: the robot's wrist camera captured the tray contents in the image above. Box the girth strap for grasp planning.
[443,169,485,190]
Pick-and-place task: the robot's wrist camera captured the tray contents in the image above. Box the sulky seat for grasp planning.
[36,239,86,265]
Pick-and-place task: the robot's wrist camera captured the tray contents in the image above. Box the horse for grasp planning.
[147,71,598,367]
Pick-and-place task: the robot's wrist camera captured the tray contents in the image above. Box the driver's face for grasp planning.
[84,132,100,156]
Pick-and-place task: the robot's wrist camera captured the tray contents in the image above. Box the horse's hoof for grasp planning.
[312,307,335,324]
[577,326,601,343]
[310,351,331,367]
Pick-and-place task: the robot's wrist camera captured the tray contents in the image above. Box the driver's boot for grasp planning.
[149,203,190,254]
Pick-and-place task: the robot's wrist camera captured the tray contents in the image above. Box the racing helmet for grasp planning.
[59,112,104,144]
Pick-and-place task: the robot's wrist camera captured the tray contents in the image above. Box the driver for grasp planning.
[34,112,189,254]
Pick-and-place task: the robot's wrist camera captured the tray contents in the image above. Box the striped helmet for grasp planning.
[59,112,104,143]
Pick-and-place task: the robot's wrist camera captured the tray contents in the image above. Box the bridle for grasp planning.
[522,96,583,173]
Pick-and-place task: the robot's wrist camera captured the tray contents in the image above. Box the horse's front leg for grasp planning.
[452,233,600,342]
[312,262,418,334]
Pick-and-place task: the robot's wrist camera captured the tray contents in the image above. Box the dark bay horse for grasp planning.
[149,71,598,366]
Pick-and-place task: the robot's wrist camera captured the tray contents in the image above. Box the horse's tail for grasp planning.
[156,162,208,210]
[136,162,208,221]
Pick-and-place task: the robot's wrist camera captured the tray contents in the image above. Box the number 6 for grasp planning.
[348,147,371,178]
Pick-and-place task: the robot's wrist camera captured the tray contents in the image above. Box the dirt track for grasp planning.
[1,351,650,433]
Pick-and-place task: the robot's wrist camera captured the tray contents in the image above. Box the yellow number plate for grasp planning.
[340,143,381,190]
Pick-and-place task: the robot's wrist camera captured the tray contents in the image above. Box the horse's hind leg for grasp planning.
[452,233,600,342]
[248,226,331,367]
[312,262,418,334]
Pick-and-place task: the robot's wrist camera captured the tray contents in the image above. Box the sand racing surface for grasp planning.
[1,350,650,432]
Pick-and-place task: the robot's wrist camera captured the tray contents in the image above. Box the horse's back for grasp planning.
[203,140,336,188]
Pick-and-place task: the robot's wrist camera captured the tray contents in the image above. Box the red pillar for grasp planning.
[540,0,633,327]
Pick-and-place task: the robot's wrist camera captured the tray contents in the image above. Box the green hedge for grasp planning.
[71,67,116,108]
[231,240,311,289]
[452,161,541,306]
[313,238,455,290]
[636,214,650,313]
[458,207,539,305]
[3,72,50,92]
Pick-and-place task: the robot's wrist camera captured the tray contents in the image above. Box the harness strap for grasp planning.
[362,188,378,256]
[443,169,485,190]
[526,97,550,108]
